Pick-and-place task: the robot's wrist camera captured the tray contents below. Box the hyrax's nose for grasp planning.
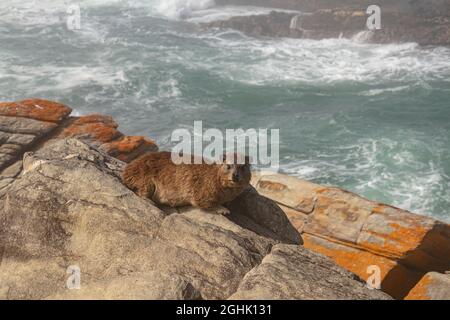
[232,172,240,182]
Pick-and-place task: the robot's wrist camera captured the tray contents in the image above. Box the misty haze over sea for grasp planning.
[1,0,449,222]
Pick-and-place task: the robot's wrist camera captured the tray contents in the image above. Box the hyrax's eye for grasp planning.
[226,164,232,170]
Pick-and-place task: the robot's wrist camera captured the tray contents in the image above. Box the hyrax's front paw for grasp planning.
[216,206,231,216]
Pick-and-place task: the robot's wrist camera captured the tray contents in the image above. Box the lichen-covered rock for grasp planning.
[102,135,158,163]
[59,114,158,162]
[251,172,450,299]
[0,99,72,173]
[60,115,122,144]
[405,272,450,300]
[229,244,392,300]
[0,99,71,123]
[1,99,448,300]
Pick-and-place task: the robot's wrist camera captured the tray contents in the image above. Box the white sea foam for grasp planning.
[199,35,450,85]
[153,0,216,20]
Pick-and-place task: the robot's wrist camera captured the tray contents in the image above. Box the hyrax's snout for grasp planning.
[232,171,240,182]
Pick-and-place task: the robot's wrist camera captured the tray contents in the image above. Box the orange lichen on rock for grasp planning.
[357,205,435,259]
[404,273,434,300]
[60,114,122,144]
[251,172,450,299]
[303,233,425,299]
[0,99,72,123]
[405,272,450,300]
[57,114,159,163]
[102,136,158,163]
[303,188,374,244]
[302,233,398,282]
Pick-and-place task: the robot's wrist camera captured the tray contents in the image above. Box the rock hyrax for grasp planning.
[122,152,251,215]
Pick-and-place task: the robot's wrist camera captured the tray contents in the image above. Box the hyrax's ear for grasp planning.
[222,153,236,164]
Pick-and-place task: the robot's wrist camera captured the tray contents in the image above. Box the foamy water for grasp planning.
[1,0,449,222]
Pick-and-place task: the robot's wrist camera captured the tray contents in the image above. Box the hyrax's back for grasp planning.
[122,152,220,207]
[122,151,174,197]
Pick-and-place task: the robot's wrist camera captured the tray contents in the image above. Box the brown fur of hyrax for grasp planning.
[122,152,251,214]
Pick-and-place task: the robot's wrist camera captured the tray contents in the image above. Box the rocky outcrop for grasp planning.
[216,0,450,16]
[0,99,156,170]
[249,172,450,299]
[0,99,157,200]
[58,114,158,163]
[0,99,449,300]
[0,138,389,300]
[229,244,389,300]
[0,99,71,172]
[204,1,450,46]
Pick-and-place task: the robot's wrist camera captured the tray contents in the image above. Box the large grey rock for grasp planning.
[47,271,202,300]
[141,208,275,300]
[0,115,56,136]
[0,139,273,300]
[226,187,302,245]
[0,139,166,299]
[229,244,392,300]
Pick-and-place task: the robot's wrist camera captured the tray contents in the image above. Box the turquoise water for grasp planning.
[1,1,450,222]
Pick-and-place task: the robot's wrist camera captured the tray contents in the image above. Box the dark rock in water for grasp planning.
[206,1,450,46]
[216,0,450,16]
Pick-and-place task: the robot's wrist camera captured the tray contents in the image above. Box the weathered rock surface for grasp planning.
[229,244,391,300]
[0,139,165,299]
[405,272,450,300]
[141,208,275,300]
[0,99,71,123]
[0,99,71,172]
[250,172,450,299]
[48,272,202,300]
[1,99,449,300]
[205,1,450,46]
[0,138,388,300]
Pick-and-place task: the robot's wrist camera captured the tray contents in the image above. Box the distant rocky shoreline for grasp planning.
[202,0,450,46]
[0,99,449,300]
